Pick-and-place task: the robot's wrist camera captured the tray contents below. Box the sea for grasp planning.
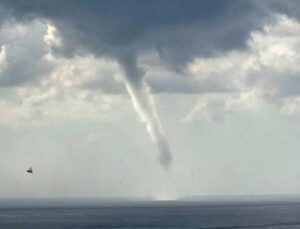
[1,198,300,228]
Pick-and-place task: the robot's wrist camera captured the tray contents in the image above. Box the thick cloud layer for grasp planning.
[0,0,268,66]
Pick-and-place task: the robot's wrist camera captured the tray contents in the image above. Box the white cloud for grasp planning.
[0,20,127,126]
[184,14,300,122]
[0,45,6,71]
[280,96,300,115]
[15,53,127,124]
[0,19,53,86]
[44,23,61,48]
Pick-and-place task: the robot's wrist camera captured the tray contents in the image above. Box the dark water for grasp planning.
[1,200,300,228]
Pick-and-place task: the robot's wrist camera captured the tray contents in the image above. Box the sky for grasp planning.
[1,0,300,200]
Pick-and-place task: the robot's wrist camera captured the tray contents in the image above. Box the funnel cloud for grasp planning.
[119,53,172,168]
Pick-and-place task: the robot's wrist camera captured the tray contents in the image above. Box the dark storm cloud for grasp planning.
[0,0,268,66]
[1,0,300,90]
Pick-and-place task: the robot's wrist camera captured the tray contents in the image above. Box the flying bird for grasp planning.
[26,167,33,174]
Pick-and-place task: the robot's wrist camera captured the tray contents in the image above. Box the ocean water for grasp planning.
[1,200,300,228]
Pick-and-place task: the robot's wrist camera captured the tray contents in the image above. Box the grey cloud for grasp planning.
[81,77,124,94]
[145,73,232,94]
[0,0,275,94]
[0,0,268,65]
[1,0,299,92]
[0,20,53,87]
[264,0,300,20]
[0,0,272,104]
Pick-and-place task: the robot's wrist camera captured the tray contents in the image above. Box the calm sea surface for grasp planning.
[1,200,300,228]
